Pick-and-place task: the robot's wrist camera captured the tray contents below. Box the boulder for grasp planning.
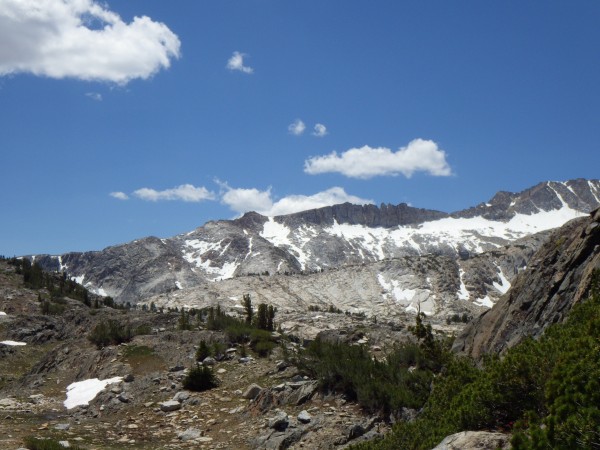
[432,431,510,450]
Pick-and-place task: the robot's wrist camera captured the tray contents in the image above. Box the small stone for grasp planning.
[242,384,262,400]
[202,357,216,366]
[217,368,227,374]
[117,394,129,403]
[298,410,312,424]
[54,423,71,431]
[268,411,289,431]
[178,427,202,442]
[159,400,181,412]
[172,391,189,403]
[123,374,135,382]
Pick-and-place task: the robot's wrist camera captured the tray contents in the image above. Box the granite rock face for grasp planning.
[454,207,600,359]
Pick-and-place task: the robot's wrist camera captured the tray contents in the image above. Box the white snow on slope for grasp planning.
[377,274,434,315]
[321,205,583,258]
[0,311,6,316]
[260,218,310,269]
[64,377,123,409]
[1,340,26,346]
[474,296,494,308]
[183,239,239,280]
[492,266,511,294]
[457,269,470,300]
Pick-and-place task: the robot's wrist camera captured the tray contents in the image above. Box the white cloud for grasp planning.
[221,186,273,214]
[226,51,253,74]
[220,184,373,216]
[133,184,215,202]
[110,191,129,200]
[85,92,102,101]
[312,123,328,137]
[288,119,306,136]
[0,0,181,84]
[304,138,453,179]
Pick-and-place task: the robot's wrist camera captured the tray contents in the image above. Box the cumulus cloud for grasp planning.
[226,51,253,74]
[110,191,129,200]
[221,186,273,214]
[288,119,306,136]
[220,184,373,217]
[304,138,452,179]
[133,184,215,202]
[312,123,328,137]
[0,0,181,84]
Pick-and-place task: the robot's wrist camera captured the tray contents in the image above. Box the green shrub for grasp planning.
[195,340,212,362]
[353,271,600,450]
[88,320,133,348]
[182,364,219,392]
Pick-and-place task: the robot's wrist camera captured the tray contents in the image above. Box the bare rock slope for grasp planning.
[454,207,600,359]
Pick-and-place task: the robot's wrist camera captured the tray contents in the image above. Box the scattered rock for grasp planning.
[242,383,263,400]
[298,410,312,423]
[159,400,181,412]
[178,427,203,442]
[268,410,289,431]
[202,356,216,366]
[123,373,135,382]
[173,391,190,403]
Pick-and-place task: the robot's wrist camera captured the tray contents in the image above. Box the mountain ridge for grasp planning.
[30,179,600,317]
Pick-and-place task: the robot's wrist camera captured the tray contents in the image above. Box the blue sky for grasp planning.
[1,1,599,256]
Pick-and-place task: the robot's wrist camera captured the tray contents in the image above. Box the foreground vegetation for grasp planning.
[350,271,600,449]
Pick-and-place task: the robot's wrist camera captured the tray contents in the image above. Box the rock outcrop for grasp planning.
[454,207,600,359]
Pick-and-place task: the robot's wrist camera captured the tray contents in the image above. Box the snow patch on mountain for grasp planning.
[493,267,511,294]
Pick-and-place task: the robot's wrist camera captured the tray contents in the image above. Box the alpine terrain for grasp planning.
[31,179,600,320]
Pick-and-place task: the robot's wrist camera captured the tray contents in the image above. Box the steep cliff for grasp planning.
[454,207,600,359]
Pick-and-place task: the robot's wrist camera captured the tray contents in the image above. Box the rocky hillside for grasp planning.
[453,206,600,359]
[31,179,600,317]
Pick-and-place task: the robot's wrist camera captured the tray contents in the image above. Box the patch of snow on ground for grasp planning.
[1,340,27,346]
[0,312,6,316]
[474,296,494,308]
[64,377,123,409]
[457,269,470,300]
[73,275,85,285]
[175,281,183,290]
[492,266,511,294]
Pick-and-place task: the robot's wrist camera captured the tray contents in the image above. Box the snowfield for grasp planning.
[64,377,123,409]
